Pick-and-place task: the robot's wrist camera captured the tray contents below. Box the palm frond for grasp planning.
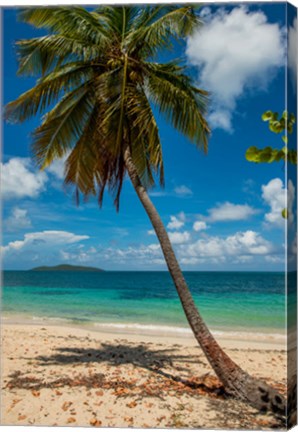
[94,6,138,39]
[19,7,110,45]
[126,6,202,57]
[145,61,208,113]
[129,5,167,32]
[32,83,95,169]
[95,68,126,157]
[64,112,99,198]
[16,34,104,76]
[126,84,163,188]
[146,68,210,151]
[4,62,95,123]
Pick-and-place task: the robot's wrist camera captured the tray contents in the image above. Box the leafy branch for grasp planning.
[245,111,296,165]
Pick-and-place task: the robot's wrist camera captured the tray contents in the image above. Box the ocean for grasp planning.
[2,271,286,339]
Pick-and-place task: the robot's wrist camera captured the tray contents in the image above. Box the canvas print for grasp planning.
[1,2,297,430]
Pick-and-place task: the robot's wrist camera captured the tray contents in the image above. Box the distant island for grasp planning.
[29,264,104,272]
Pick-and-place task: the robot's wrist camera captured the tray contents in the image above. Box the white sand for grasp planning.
[1,322,287,429]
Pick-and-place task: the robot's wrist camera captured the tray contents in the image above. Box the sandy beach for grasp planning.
[1,322,287,430]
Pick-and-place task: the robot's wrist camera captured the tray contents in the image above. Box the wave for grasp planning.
[92,322,286,342]
[93,322,192,334]
[2,313,286,342]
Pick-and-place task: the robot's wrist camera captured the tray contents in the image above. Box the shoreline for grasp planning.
[1,318,286,350]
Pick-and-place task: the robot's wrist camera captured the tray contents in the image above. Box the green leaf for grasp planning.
[275,150,285,162]
[272,112,278,121]
[262,111,273,121]
[259,147,272,163]
[269,120,283,133]
[282,208,288,219]
[245,146,259,162]
[146,61,209,152]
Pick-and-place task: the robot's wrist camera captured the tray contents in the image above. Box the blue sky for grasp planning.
[2,4,297,271]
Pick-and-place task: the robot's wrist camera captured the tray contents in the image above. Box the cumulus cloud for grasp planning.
[4,208,32,232]
[180,230,274,262]
[46,156,67,180]
[167,212,186,230]
[61,249,90,263]
[262,178,287,227]
[1,158,48,199]
[168,216,184,230]
[193,221,208,231]
[187,6,285,131]
[51,242,163,269]
[62,229,281,269]
[168,231,191,245]
[2,230,89,255]
[207,202,258,222]
[94,243,163,266]
[288,17,297,89]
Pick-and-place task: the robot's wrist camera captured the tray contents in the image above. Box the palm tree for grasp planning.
[5,5,285,418]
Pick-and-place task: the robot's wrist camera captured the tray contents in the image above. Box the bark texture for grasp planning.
[124,145,286,418]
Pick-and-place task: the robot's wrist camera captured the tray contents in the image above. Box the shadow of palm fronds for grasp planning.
[6,343,226,399]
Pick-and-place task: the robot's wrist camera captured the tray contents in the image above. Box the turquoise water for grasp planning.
[2,271,286,334]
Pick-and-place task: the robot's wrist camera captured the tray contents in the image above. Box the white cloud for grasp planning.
[168,231,190,245]
[99,243,162,264]
[88,246,97,253]
[180,230,273,262]
[168,217,183,230]
[289,17,297,89]
[193,221,208,232]
[58,242,165,270]
[187,6,285,131]
[207,201,258,222]
[174,185,193,196]
[180,257,201,265]
[46,156,67,180]
[208,110,232,132]
[167,214,185,230]
[149,186,192,198]
[2,230,89,255]
[265,255,284,264]
[147,229,156,236]
[61,249,90,263]
[234,255,253,264]
[262,178,286,227]
[1,158,48,199]
[4,207,32,232]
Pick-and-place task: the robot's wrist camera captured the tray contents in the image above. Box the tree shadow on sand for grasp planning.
[5,343,285,429]
[6,343,227,399]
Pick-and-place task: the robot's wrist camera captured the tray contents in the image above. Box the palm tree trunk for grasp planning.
[123,145,285,418]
